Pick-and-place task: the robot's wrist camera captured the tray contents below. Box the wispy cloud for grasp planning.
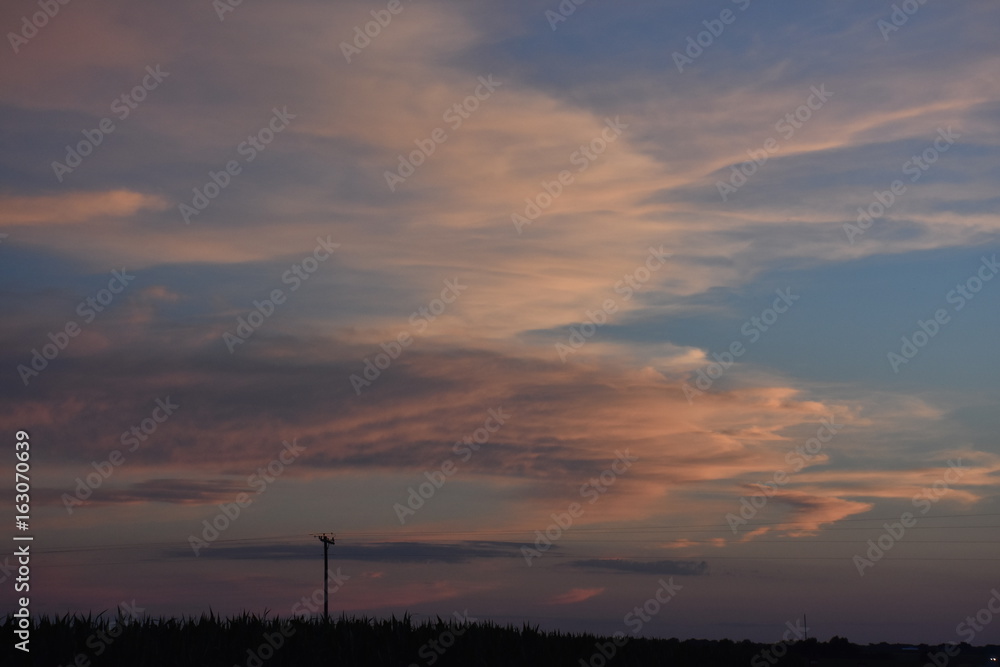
[567,559,709,576]
[548,587,606,605]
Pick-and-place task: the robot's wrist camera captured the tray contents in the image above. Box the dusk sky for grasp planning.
[2,0,999,647]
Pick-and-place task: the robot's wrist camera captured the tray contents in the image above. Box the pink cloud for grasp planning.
[547,588,606,605]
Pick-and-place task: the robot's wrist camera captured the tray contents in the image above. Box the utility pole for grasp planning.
[311,533,336,622]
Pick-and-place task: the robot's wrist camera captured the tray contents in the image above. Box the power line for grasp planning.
[28,554,1000,568]
[25,512,1000,555]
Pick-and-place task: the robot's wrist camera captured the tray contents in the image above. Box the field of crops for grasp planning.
[3,612,998,667]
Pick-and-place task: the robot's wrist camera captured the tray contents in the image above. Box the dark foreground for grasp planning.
[3,613,997,667]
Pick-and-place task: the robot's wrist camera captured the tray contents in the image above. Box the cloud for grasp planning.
[8,316,996,544]
[547,587,606,605]
[660,538,727,550]
[737,491,874,540]
[36,478,246,507]
[567,559,709,576]
[0,190,167,226]
[4,0,997,363]
[179,540,523,564]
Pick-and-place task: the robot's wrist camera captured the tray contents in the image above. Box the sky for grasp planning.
[1,0,999,648]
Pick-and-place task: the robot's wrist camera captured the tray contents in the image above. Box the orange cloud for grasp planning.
[0,190,167,226]
[548,587,606,605]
